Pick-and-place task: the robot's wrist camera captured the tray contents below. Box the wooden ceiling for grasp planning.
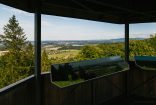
[1,0,156,24]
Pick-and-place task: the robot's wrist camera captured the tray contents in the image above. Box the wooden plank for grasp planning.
[0,76,35,105]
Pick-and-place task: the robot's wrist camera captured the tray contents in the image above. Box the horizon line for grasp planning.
[27,37,146,41]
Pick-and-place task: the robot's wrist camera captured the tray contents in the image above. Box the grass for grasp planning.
[48,50,80,59]
[53,65,128,87]
[53,66,120,87]
[53,62,129,87]
[89,66,121,76]
[54,79,84,87]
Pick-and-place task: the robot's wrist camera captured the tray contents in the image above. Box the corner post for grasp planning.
[125,23,129,62]
[34,1,42,105]
[124,23,129,98]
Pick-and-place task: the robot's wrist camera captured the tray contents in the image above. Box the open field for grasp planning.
[48,50,80,59]
[0,50,8,56]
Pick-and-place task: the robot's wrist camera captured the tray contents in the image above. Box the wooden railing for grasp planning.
[42,70,127,105]
[0,75,35,105]
[0,62,156,105]
[128,61,156,97]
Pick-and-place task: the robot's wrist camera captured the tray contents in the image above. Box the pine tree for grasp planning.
[41,49,50,72]
[0,15,33,88]
[21,42,34,66]
[0,15,27,65]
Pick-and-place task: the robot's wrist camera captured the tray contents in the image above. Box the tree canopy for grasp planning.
[0,15,33,88]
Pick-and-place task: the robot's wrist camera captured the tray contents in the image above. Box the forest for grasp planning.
[0,15,156,88]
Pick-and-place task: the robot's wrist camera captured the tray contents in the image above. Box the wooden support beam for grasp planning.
[86,0,155,18]
[125,23,129,62]
[34,1,42,105]
[125,23,129,98]
[71,0,93,11]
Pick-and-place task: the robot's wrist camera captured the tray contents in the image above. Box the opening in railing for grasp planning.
[41,14,125,87]
[50,56,129,87]
[0,4,34,89]
[41,14,125,71]
[129,23,156,61]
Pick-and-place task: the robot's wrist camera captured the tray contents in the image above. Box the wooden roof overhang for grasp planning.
[1,1,155,105]
[0,0,156,24]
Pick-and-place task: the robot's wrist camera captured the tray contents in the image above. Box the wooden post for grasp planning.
[125,23,129,62]
[34,1,42,105]
[125,23,129,97]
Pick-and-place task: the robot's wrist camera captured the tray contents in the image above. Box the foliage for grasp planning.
[129,40,156,57]
[149,34,156,50]
[0,15,27,56]
[0,15,34,88]
[98,43,125,57]
[79,38,156,60]
[41,49,50,72]
[79,45,103,59]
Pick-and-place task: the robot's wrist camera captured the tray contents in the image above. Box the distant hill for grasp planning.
[38,38,146,46]
[0,37,146,50]
[108,38,145,43]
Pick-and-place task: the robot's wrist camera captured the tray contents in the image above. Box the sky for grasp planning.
[0,3,156,41]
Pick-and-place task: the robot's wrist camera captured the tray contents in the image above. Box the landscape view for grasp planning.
[0,4,156,88]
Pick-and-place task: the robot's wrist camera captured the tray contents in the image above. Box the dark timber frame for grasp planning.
[124,23,129,98]
[29,13,129,105]
[37,9,128,105]
[125,23,129,62]
[35,13,42,105]
[34,1,42,105]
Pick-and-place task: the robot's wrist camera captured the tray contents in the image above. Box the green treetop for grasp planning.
[0,15,28,65]
[0,15,27,53]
